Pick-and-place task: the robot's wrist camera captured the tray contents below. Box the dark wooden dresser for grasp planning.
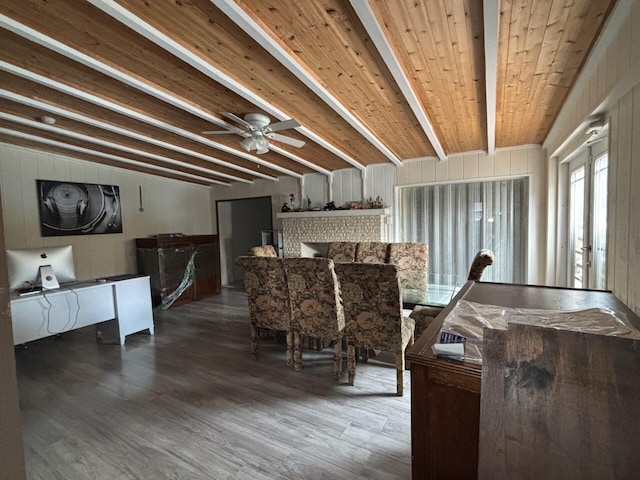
[407,281,640,480]
[135,235,220,307]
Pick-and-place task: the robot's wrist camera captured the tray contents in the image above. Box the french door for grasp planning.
[568,146,608,289]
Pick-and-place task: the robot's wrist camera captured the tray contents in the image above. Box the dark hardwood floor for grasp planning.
[14,286,412,479]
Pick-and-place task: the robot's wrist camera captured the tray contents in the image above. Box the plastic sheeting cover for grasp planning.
[434,300,640,364]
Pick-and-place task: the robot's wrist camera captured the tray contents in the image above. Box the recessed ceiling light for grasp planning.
[39,115,56,125]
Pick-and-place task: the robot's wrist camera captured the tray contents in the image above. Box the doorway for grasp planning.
[217,196,273,286]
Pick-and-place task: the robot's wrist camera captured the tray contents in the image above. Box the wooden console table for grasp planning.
[407,281,640,480]
[136,234,221,307]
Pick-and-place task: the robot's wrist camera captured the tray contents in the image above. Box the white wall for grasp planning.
[0,144,214,282]
[544,0,640,315]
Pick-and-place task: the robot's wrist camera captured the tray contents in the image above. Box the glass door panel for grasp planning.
[591,154,608,289]
[569,166,586,288]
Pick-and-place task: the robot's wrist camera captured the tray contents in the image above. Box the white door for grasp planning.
[568,143,608,289]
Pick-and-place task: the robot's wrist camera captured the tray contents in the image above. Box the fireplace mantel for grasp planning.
[276,208,390,219]
[277,208,391,257]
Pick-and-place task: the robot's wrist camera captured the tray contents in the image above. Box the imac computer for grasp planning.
[6,245,76,292]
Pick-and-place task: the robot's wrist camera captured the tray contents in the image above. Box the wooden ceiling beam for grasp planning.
[88,0,339,175]
[0,129,228,186]
[212,0,395,168]
[483,0,500,155]
[0,101,264,183]
[0,61,302,179]
[0,14,228,130]
[0,14,311,178]
[0,0,617,173]
[0,137,213,186]
[0,69,295,178]
[0,112,236,186]
[349,0,447,162]
[0,89,273,184]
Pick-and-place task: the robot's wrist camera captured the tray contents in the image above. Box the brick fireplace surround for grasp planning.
[276,209,391,257]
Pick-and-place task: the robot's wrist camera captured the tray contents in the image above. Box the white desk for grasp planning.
[10,275,154,346]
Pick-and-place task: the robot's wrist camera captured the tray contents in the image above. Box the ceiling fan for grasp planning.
[203,112,305,154]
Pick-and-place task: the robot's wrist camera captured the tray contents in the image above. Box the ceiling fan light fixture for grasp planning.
[239,134,270,154]
[207,112,302,153]
[255,136,269,153]
[240,137,256,152]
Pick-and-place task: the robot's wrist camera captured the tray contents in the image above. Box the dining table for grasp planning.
[402,273,466,309]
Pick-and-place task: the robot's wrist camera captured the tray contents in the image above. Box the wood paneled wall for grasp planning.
[212,176,301,231]
[608,85,640,315]
[211,147,546,284]
[544,0,640,315]
[210,166,396,234]
[545,1,640,158]
[0,144,214,282]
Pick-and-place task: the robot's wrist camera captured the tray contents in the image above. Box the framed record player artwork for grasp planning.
[37,180,123,236]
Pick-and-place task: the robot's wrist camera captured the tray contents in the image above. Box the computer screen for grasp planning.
[6,245,76,291]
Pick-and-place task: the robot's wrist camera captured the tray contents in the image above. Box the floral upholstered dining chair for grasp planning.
[236,256,293,365]
[326,241,357,263]
[283,257,345,379]
[387,242,428,291]
[409,248,496,339]
[335,262,415,396]
[247,244,278,257]
[409,305,444,338]
[468,249,495,281]
[355,242,390,263]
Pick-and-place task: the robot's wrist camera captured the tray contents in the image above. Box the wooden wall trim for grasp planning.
[0,186,26,479]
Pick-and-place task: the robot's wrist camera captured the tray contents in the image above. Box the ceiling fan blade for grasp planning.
[202,130,236,135]
[267,132,306,148]
[221,112,254,131]
[265,119,300,133]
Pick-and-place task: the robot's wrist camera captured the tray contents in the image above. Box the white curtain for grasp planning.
[398,178,528,283]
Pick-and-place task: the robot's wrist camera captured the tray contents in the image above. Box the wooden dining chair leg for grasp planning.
[361,348,369,362]
[347,339,356,385]
[294,330,303,371]
[286,330,294,367]
[396,352,405,396]
[333,339,343,380]
[250,323,259,359]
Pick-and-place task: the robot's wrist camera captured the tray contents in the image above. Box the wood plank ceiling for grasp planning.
[0,0,616,186]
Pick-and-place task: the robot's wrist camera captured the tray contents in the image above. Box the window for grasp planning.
[397,178,529,283]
